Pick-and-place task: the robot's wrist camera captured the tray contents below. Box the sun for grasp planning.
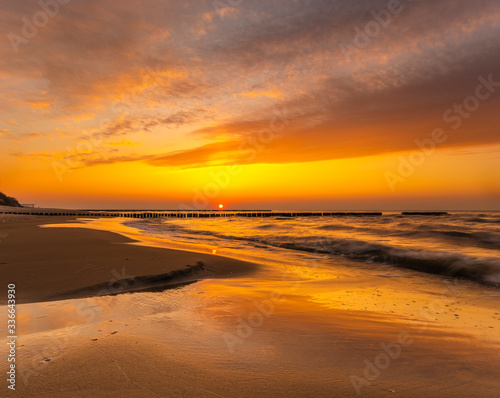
[218,204,224,209]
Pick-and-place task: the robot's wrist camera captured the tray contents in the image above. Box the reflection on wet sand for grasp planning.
[4,216,499,397]
[8,256,500,396]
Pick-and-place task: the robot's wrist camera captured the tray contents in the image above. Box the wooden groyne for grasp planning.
[0,209,449,218]
[401,212,448,216]
[0,210,383,218]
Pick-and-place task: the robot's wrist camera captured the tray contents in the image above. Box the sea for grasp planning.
[111,211,500,286]
[13,210,500,393]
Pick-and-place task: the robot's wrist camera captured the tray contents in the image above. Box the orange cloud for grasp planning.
[106,137,142,147]
[28,101,51,110]
[240,88,283,99]
[1,0,500,209]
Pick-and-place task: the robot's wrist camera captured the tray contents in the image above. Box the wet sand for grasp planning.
[1,215,500,397]
[0,215,258,304]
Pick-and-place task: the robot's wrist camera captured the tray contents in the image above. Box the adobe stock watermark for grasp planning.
[385,73,500,192]
[222,239,331,353]
[350,279,464,395]
[19,267,133,385]
[222,291,285,353]
[7,0,71,54]
[179,106,291,211]
[51,65,169,182]
[350,332,413,395]
[340,0,413,61]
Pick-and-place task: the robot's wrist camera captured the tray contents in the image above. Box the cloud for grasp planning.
[106,138,142,147]
[146,141,242,168]
[7,132,50,141]
[1,0,500,170]
[240,88,283,99]
[10,150,55,162]
[81,108,210,142]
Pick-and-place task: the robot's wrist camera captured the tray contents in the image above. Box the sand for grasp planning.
[1,214,500,397]
[0,215,258,304]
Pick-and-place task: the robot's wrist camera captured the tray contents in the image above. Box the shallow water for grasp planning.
[56,212,500,285]
[5,215,500,396]
[33,214,500,348]
[5,258,499,398]
[10,238,500,346]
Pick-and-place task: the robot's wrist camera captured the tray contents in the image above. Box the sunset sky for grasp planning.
[1,0,499,210]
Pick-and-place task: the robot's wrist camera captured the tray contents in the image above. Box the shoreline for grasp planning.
[0,215,259,305]
[2,214,500,396]
[28,209,500,288]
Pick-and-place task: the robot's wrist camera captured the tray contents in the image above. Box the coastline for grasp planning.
[1,214,500,397]
[0,215,258,304]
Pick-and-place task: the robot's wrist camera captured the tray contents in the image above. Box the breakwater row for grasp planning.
[0,209,448,218]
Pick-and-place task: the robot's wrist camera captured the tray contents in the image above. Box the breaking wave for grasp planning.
[124,213,500,286]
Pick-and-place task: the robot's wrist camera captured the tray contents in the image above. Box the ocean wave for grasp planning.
[317,224,357,231]
[398,229,500,250]
[124,218,500,286]
[53,262,208,299]
[263,236,500,285]
[255,224,278,230]
[465,217,500,224]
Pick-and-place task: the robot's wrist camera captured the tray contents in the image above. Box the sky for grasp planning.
[0,0,499,210]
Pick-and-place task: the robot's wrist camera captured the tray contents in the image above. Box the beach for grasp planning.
[0,215,257,304]
[1,213,500,397]
[2,0,500,396]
